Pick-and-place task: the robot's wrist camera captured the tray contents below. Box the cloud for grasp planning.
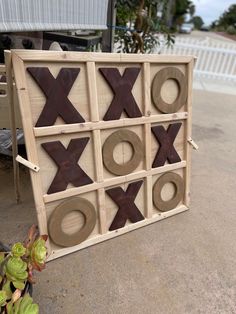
[192,0,235,24]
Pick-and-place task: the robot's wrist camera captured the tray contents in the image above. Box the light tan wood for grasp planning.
[143,62,151,116]
[86,62,99,122]
[34,112,188,137]
[184,59,194,207]
[4,52,20,203]
[145,176,153,218]
[11,50,194,63]
[93,129,103,182]
[97,188,107,234]
[12,52,50,251]
[144,123,152,170]
[16,155,40,172]
[43,161,187,203]
[11,50,194,260]
[188,137,198,150]
[47,204,188,261]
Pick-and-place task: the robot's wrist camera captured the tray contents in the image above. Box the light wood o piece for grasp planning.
[153,172,184,212]
[102,129,143,176]
[151,67,187,113]
[48,197,96,247]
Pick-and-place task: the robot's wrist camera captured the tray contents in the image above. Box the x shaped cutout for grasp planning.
[42,138,93,194]
[152,123,182,168]
[27,67,85,127]
[106,180,144,231]
[99,67,142,120]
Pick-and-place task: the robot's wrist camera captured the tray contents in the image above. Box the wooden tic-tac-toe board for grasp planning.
[11,50,194,261]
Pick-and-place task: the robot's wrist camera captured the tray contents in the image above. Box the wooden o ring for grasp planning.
[48,197,96,247]
[102,129,143,176]
[151,67,187,113]
[153,172,184,212]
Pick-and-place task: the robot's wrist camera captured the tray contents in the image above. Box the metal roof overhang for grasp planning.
[0,0,109,32]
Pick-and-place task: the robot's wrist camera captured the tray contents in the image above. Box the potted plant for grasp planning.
[0,225,47,314]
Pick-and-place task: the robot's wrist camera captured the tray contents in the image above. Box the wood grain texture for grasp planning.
[153,172,184,212]
[11,50,194,260]
[48,197,96,247]
[102,129,143,176]
[151,67,187,113]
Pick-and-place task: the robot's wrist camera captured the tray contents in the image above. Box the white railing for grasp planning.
[160,37,236,82]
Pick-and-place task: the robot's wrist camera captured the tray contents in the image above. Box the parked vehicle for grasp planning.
[180,23,192,34]
[200,24,210,31]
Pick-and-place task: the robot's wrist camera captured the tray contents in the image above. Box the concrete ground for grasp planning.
[1,82,236,313]
[177,30,236,43]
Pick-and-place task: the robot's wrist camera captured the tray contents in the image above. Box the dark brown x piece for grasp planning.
[99,67,142,120]
[27,67,85,127]
[106,180,144,231]
[41,138,93,194]
[152,123,182,168]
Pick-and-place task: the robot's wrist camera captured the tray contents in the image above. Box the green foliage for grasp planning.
[30,238,47,271]
[227,25,236,35]
[11,243,26,258]
[191,16,204,29]
[5,257,28,290]
[217,4,236,29]
[0,290,7,307]
[7,294,39,314]
[115,0,175,53]
[172,0,195,27]
[0,225,47,313]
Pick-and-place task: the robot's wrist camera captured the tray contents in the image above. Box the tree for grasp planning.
[191,16,204,29]
[216,4,236,29]
[172,0,195,28]
[189,3,195,18]
[115,0,175,53]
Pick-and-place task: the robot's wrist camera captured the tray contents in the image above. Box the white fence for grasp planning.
[160,37,236,82]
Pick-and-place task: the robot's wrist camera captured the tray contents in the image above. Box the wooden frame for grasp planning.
[11,50,194,261]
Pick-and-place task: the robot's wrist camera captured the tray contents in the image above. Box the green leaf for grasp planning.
[24,303,39,314]
[0,252,5,263]
[13,280,25,290]
[0,290,7,306]
[6,300,14,314]
[2,280,12,299]
[13,297,22,313]
[11,243,26,258]
[18,294,39,314]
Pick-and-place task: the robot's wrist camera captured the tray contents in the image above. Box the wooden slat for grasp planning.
[97,188,107,234]
[86,61,99,122]
[143,62,151,117]
[12,52,50,249]
[12,50,194,63]
[184,59,194,207]
[34,112,188,137]
[93,129,103,182]
[47,204,188,261]
[145,176,153,218]
[43,161,187,203]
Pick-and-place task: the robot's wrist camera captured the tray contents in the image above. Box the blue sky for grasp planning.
[192,0,236,25]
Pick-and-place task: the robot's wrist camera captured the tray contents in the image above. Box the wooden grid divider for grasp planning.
[33,112,188,137]
[11,53,50,253]
[184,59,194,207]
[145,176,153,218]
[11,50,194,260]
[43,161,187,203]
[143,62,151,117]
